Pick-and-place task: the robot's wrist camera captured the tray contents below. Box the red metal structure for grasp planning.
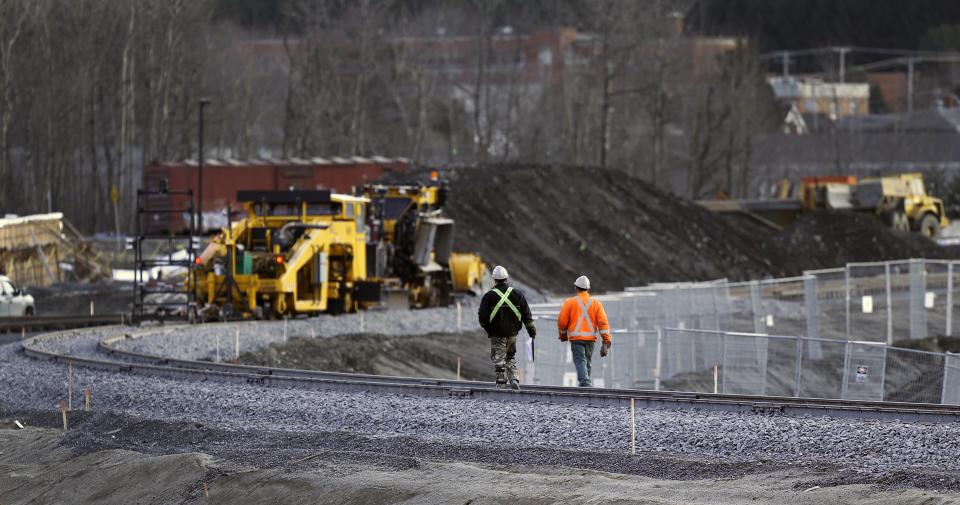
[142,156,408,233]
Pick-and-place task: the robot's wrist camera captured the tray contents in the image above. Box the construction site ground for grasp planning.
[4,416,960,505]
[239,330,494,381]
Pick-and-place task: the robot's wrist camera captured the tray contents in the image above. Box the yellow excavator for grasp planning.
[192,178,487,320]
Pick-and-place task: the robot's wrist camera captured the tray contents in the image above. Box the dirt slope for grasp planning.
[239,331,493,381]
[445,164,785,292]
[759,210,957,270]
[390,164,959,293]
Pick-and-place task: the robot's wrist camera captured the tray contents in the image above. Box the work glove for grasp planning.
[527,325,537,339]
[600,341,611,357]
[559,335,568,342]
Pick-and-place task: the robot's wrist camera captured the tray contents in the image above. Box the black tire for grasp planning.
[888,211,910,232]
[24,307,33,317]
[919,213,940,239]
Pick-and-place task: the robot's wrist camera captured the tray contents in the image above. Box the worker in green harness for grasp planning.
[478,265,536,389]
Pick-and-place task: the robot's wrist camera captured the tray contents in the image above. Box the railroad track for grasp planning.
[21,326,960,424]
[0,314,127,333]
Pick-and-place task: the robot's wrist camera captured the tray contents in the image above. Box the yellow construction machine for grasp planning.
[359,179,488,309]
[700,173,949,238]
[192,180,487,319]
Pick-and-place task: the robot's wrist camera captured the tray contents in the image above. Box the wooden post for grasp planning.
[630,398,636,455]
[456,301,462,333]
[60,400,68,431]
[67,362,73,411]
[21,327,25,339]
[84,388,91,412]
[713,364,719,394]
[456,356,461,381]
[89,300,95,316]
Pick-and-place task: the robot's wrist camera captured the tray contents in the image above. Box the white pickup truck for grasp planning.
[0,275,34,317]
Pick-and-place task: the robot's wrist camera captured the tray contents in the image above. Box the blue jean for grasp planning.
[570,340,595,387]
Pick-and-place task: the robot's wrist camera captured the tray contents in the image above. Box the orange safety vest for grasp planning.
[557,292,610,343]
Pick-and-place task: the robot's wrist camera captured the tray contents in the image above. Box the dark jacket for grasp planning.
[478,282,535,338]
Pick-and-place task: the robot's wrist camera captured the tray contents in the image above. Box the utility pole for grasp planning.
[197,98,211,233]
[836,46,850,83]
[906,58,915,112]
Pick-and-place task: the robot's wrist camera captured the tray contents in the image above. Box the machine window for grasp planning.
[306,203,341,216]
[270,204,298,216]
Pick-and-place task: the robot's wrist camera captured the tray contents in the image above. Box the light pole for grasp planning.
[197,98,211,233]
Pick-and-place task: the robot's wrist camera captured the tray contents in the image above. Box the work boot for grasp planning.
[495,381,508,389]
[510,379,521,391]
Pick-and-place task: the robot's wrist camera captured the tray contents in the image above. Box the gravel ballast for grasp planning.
[6,313,960,485]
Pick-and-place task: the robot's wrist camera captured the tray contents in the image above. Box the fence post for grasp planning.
[948,262,954,337]
[654,326,663,391]
[943,352,955,405]
[720,332,728,394]
[885,262,893,345]
[909,259,927,340]
[844,266,851,340]
[803,274,822,359]
[794,336,803,397]
[840,341,852,399]
[750,281,763,334]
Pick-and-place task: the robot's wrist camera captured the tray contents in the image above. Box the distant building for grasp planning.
[867,72,908,113]
[769,77,870,121]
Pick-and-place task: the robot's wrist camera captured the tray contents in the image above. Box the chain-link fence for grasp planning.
[525,258,960,404]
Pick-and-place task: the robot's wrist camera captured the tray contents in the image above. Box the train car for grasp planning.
[141,156,408,234]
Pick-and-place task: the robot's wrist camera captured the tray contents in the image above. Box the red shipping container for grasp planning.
[141,156,408,233]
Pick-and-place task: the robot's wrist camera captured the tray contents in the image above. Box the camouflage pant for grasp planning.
[490,336,518,384]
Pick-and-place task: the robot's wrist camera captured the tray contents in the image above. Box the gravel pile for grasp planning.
[7,325,960,478]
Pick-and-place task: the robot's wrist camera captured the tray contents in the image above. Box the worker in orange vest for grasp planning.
[557,275,610,387]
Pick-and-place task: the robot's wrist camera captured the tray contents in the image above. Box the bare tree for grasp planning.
[0,0,29,192]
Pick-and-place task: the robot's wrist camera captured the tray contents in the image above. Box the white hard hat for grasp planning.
[574,275,590,290]
[492,265,509,281]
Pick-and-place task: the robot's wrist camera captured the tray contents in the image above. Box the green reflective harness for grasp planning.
[489,287,522,323]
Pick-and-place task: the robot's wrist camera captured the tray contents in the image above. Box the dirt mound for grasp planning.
[759,211,958,271]
[444,164,784,293]
[239,332,493,381]
[389,164,959,293]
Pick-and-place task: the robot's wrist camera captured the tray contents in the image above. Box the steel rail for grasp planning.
[17,328,960,423]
